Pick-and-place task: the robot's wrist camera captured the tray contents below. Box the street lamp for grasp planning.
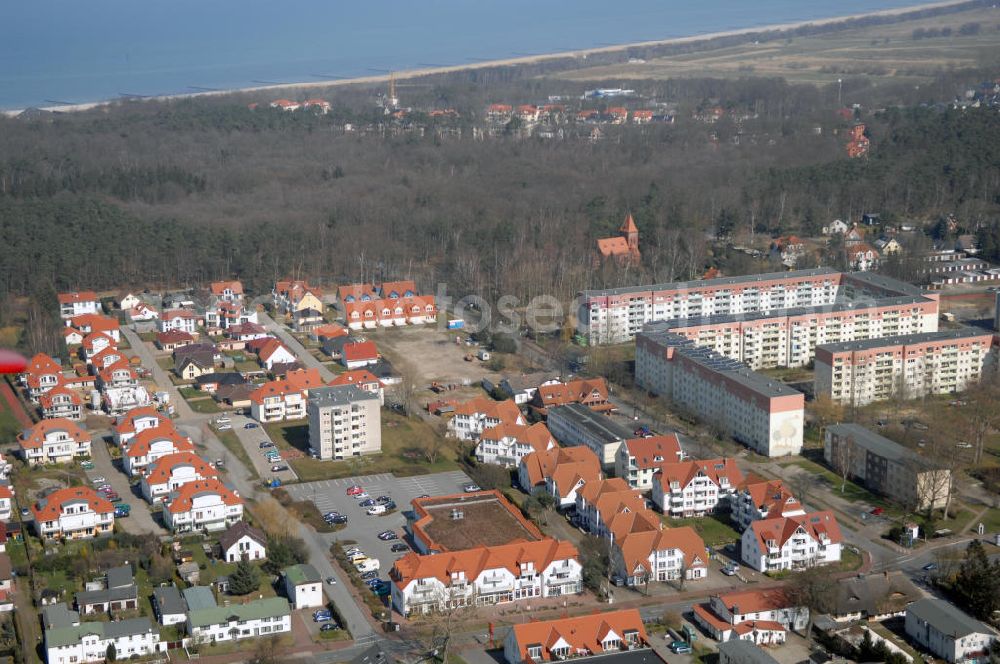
[837,78,843,107]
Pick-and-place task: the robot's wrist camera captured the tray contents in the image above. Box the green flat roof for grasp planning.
[283,563,321,586]
[187,597,290,628]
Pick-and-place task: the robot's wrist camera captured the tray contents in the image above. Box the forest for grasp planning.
[2,34,1000,354]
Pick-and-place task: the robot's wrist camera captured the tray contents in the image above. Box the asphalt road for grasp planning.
[121,326,198,421]
[227,411,300,483]
[86,435,164,536]
[258,312,335,381]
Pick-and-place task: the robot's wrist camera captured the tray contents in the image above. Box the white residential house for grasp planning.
[390,539,582,616]
[730,478,805,532]
[0,486,13,521]
[152,586,188,626]
[822,219,850,235]
[610,526,708,586]
[250,384,307,423]
[693,589,808,646]
[45,618,160,664]
[741,511,843,573]
[448,397,525,441]
[474,423,556,467]
[158,309,200,334]
[32,487,114,540]
[186,597,291,644]
[39,386,84,421]
[905,598,997,664]
[219,522,267,562]
[162,479,244,533]
[650,459,743,518]
[122,425,195,477]
[113,407,169,447]
[18,419,92,465]
[282,564,324,609]
[139,452,219,503]
[257,341,298,371]
[614,435,685,490]
[57,292,99,319]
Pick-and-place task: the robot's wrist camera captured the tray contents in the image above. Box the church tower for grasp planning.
[620,213,639,252]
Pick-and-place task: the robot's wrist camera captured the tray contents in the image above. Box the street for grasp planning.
[258,312,335,381]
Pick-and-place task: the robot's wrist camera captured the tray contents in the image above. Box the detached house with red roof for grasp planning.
[58,291,99,319]
[113,406,169,447]
[449,397,525,441]
[0,486,13,522]
[595,214,640,266]
[68,314,120,343]
[122,424,195,477]
[614,435,685,490]
[18,419,92,465]
[389,539,582,616]
[80,332,115,361]
[503,608,648,664]
[731,476,804,531]
[530,377,612,417]
[518,446,603,509]
[741,511,843,573]
[255,338,297,371]
[21,353,64,400]
[32,486,114,540]
[651,458,744,518]
[158,309,200,335]
[162,479,243,533]
[156,330,196,352]
[341,340,378,369]
[140,452,220,503]
[209,280,244,304]
[693,588,808,645]
[474,422,556,468]
[39,386,84,421]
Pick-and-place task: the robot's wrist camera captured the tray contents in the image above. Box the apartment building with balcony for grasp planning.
[389,539,582,616]
[448,397,525,441]
[650,458,743,518]
[614,435,684,490]
[824,424,950,511]
[249,368,325,423]
[693,589,809,646]
[121,424,195,477]
[741,511,843,572]
[503,609,648,664]
[475,422,556,467]
[18,419,92,465]
[306,385,382,460]
[57,291,100,319]
[814,328,993,407]
[32,487,114,540]
[730,476,805,531]
[610,524,708,586]
[162,479,243,533]
[39,386,84,421]
[140,452,220,503]
[517,446,603,508]
[636,329,804,457]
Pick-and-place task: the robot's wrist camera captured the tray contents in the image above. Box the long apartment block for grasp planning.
[636,328,804,457]
[814,328,994,406]
[578,268,939,348]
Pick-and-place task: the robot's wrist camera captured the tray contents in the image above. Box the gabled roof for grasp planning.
[717,588,798,615]
[210,280,244,296]
[157,329,195,345]
[738,475,803,517]
[219,521,267,552]
[114,406,168,436]
[68,313,119,333]
[33,486,112,522]
[747,511,843,552]
[479,422,555,454]
[453,397,523,424]
[328,369,384,388]
[256,338,292,362]
[57,291,97,305]
[656,458,743,492]
[39,385,82,409]
[81,331,115,352]
[597,236,632,257]
[98,359,136,383]
[535,377,609,409]
[162,308,198,321]
[275,279,322,299]
[164,479,241,514]
[621,435,683,469]
[391,538,578,589]
[125,424,193,459]
[18,419,90,449]
[616,525,707,574]
[508,609,647,663]
[906,598,996,638]
[313,323,349,339]
[143,452,219,486]
[283,563,321,586]
[187,597,289,628]
[519,446,600,488]
[342,340,378,363]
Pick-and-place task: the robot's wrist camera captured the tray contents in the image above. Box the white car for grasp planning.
[367,504,387,516]
[354,491,370,500]
[356,559,380,573]
[90,476,107,485]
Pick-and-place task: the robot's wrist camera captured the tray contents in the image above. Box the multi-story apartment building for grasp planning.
[730,476,804,531]
[122,424,195,477]
[546,403,634,468]
[209,280,244,304]
[635,330,805,457]
[158,309,200,334]
[694,589,808,646]
[249,368,325,423]
[113,406,169,446]
[187,597,291,644]
[389,539,582,616]
[517,446,603,508]
[306,385,382,460]
[503,609,648,664]
[338,281,437,329]
[574,478,649,539]
[45,618,160,664]
[740,511,843,572]
[162,479,243,533]
[21,352,63,400]
[57,291,99,319]
[614,435,685,490]
[815,328,993,406]
[140,452,220,503]
[905,599,997,664]
[32,487,114,540]
[824,423,951,511]
[474,422,556,467]
[529,377,613,416]
[448,397,524,441]
[651,458,743,517]
[39,386,84,421]
[18,419,92,465]
[204,301,258,331]
[610,525,708,586]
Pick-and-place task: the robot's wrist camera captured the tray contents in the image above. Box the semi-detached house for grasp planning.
[113,406,169,446]
[187,597,291,644]
[694,588,808,646]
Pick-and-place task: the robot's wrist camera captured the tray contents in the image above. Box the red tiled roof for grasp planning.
[520,446,600,488]
[81,331,115,352]
[717,588,797,615]
[480,422,555,455]
[747,511,843,551]
[68,313,119,333]
[342,340,378,363]
[453,397,522,424]
[125,425,193,459]
[18,418,90,449]
[39,385,82,409]
[143,452,219,486]
[535,377,609,409]
[328,369,383,388]
[616,525,707,575]
[162,309,198,321]
[209,280,244,296]
[507,609,647,663]
[114,407,168,436]
[656,458,743,492]
[164,479,241,513]
[33,486,112,523]
[157,330,195,345]
[622,435,683,469]
[57,291,97,305]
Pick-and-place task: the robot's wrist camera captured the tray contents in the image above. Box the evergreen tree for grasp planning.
[953,540,1000,620]
[106,644,116,662]
[228,559,261,596]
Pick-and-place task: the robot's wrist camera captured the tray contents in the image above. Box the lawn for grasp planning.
[979,508,1000,534]
[268,410,459,482]
[782,457,901,515]
[156,357,173,371]
[0,403,22,444]
[179,386,204,399]
[665,514,741,548]
[215,429,259,480]
[187,398,221,414]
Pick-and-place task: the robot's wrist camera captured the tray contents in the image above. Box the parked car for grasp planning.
[346,485,364,496]
[390,542,409,552]
[361,570,379,580]
[670,643,692,655]
[108,495,123,503]
[324,511,340,519]
[271,464,288,472]
[244,422,259,429]
[367,504,387,516]
[19,508,30,518]
[462,483,481,493]
[80,461,95,470]
[359,498,376,508]
[870,507,884,516]
[329,515,348,525]
[373,583,391,597]
[98,484,113,492]
[721,566,736,576]
[376,496,391,504]
[320,623,339,632]
[354,491,370,500]
[923,563,938,571]
[417,494,430,499]
[326,577,337,585]
[90,476,107,485]
[114,504,131,517]
[313,613,332,623]
[259,442,274,449]
[377,530,398,541]
[356,559,380,573]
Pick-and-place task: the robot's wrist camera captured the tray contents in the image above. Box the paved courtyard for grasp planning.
[284,470,472,589]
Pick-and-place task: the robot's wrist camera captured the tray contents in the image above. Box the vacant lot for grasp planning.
[370,325,490,387]
[416,493,543,551]
[556,6,1000,85]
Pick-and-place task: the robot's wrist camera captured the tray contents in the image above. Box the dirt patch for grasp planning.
[369,326,491,386]
[415,494,542,551]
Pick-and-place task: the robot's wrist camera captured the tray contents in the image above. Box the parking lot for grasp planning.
[283,470,473,584]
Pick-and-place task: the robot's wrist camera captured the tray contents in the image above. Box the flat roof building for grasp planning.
[546,403,635,467]
[307,385,381,460]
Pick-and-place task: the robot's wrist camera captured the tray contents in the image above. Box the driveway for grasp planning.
[258,312,334,381]
[121,326,198,421]
[228,412,299,483]
[86,435,165,536]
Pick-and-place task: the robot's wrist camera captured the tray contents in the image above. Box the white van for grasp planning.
[367,505,387,516]
[356,559,380,573]
[347,552,368,564]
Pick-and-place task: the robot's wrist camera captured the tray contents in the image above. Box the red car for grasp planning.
[346,485,364,496]
[870,507,884,516]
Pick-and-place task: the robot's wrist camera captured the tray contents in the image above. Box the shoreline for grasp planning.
[2,0,974,117]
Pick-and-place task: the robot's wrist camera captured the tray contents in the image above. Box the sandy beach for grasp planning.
[2,0,972,117]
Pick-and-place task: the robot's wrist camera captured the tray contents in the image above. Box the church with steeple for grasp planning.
[595,213,641,266]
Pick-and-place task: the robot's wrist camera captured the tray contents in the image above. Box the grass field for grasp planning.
[665,513,741,548]
[266,410,459,482]
[216,429,259,480]
[556,6,1000,85]
[187,398,220,414]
